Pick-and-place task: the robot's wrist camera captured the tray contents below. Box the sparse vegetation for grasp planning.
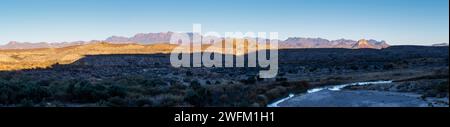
[0,73,310,107]
[0,45,448,107]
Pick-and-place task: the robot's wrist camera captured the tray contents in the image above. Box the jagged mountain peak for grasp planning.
[352,39,374,49]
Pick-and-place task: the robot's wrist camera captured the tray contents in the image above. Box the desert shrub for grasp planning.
[151,94,185,107]
[432,81,449,98]
[435,81,449,92]
[103,97,128,107]
[276,77,288,82]
[168,79,180,86]
[113,75,168,87]
[190,80,202,89]
[383,63,394,70]
[250,103,261,107]
[167,83,187,94]
[0,79,51,104]
[183,78,191,83]
[309,67,318,72]
[373,65,380,70]
[335,67,341,70]
[288,70,297,74]
[0,82,19,104]
[18,99,34,107]
[256,76,264,81]
[65,80,109,103]
[350,65,359,70]
[185,86,212,106]
[189,80,311,107]
[265,86,288,100]
[107,85,127,97]
[143,85,171,96]
[240,76,256,84]
[362,65,369,70]
[290,81,309,93]
[133,97,154,107]
[142,78,168,87]
[19,83,51,102]
[1,66,316,107]
[256,94,268,106]
[48,80,72,100]
[115,75,147,86]
[35,79,53,86]
[186,71,193,76]
[0,73,13,80]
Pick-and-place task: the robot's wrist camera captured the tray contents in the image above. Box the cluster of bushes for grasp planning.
[0,72,311,107]
[194,80,310,107]
[423,80,449,98]
[0,79,50,105]
[0,73,171,106]
[0,77,129,106]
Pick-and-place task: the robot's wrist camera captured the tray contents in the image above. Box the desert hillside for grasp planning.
[0,40,268,70]
[0,42,179,70]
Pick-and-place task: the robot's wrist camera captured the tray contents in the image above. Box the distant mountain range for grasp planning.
[280,38,389,49]
[431,43,449,47]
[105,32,175,44]
[0,40,108,50]
[0,32,390,49]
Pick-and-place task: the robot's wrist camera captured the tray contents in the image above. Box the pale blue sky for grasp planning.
[0,0,448,45]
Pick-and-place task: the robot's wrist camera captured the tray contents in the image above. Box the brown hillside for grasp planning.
[0,42,179,70]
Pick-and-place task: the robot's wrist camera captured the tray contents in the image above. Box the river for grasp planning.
[267,80,394,107]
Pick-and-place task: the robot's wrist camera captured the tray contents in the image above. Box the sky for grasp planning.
[0,0,448,45]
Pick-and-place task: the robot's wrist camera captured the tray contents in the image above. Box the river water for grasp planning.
[267,80,393,107]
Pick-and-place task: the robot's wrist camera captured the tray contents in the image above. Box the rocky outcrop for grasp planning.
[351,39,389,49]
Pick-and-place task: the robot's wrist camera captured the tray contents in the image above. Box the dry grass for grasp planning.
[0,40,275,71]
[0,42,179,70]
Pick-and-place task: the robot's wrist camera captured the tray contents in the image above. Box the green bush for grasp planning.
[65,80,109,103]
[435,81,449,93]
[18,99,34,107]
[1,70,312,107]
[185,86,212,106]
[107,85,127,97]
[383,63,394,70]
[103,97,128,107]
[240,76,256,84]
[0,79,50,104]
[20,84,50,102]
[134,97,154,107]
[190,80,202,89]
[276,77,288,82]
[151,94,185,107]
[433,81,449,98]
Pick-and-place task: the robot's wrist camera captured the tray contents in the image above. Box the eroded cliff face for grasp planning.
[351,39,388,49]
